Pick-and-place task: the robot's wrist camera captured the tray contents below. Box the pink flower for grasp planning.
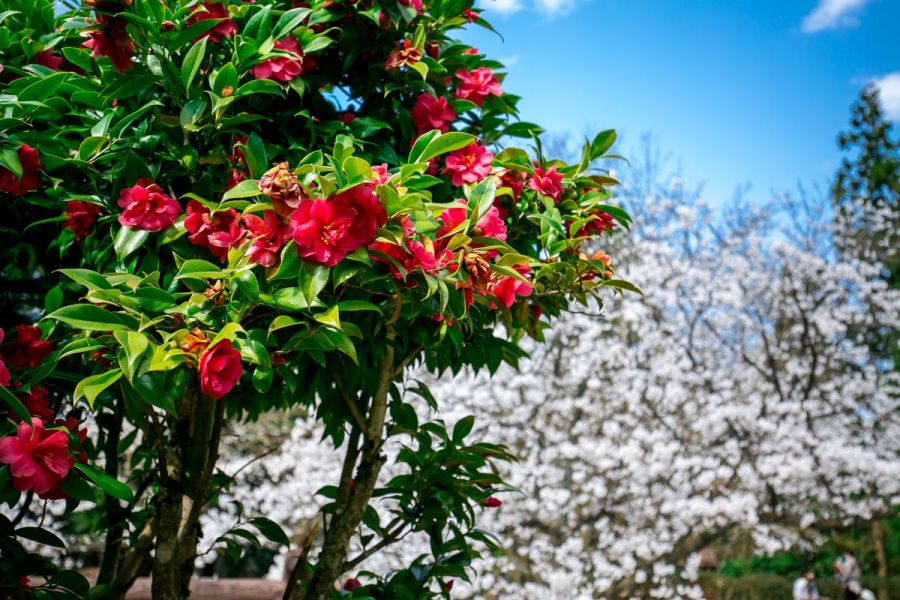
[488,266,533,309]
[199,339,243,400]
[528,166,565,201]
[33,50,63,70]
[4,325,53,370]
[244,210,291,267]
[411,93,456,134]
[117,180,180,232]
[454,68,502,106]
[184,201,245,262]
[0,418,73,498]
[290,185,385,266]
[370,238,450,281]
[442,142,494,187]
[187,1,237,42]
[225,168,246,190]
[252,37,304,82]
[398,0,423,11]
[0,145,43,197]
[437,200,507,242]
[65,201,101,240]
[371,164,391,185]
[463,8,479,22]
[81,19,134,74]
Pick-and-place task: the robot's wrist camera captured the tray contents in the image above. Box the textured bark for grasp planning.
[872,520,889,600]
[296,327,396,600]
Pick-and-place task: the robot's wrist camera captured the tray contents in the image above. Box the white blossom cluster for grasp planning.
[201,178,899,598]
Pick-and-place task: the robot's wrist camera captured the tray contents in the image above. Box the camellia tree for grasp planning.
[0,0,633,599]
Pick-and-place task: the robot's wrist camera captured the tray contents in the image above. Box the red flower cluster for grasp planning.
[0,145,43,196]
[443,142,494,187]
[244,211,292,267]
[184,201,245,262]
[455,67,502,106]
[33,50,63,70]
[577,211,616,236]
[488,265,533,308]
[65,201,101,240]
[118,179,181,232]
[252,37,304,82]
[0,418,73,498]
[199,339,243,400]
[370,237,451,282]
[3,325,53,370]
[528,166,565,201]
[17,387,54,423]
[437,200,507,244]
[82,17,134,74]
[411,93,456,134]
[290,184,386,267]
[187,1,237,42]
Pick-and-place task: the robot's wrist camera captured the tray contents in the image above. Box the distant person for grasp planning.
[792,568,820,600]
[834,550,863,600]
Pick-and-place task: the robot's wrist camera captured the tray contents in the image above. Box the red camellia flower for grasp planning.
[291,185,386,267]
[252,37,304,82]
[498,168,527,201]
[0,145,43,197]
[244,210,292,267]
[483,496,502,508]
[33,50,63,70]
[411,93,457,134]
[342,578,362,591]
[454,67,502,106]
[0,330,8,388]
[488,265,533,308]
[577,210,617,236]
[4,325,53,370]
[18,387,54,423]
[82,19,134,74]
[0,418,73,498]
[528,166,565,201]
[442,142,494,187]
[371,163,391,185]
[199,339,243,400]
[437,200,507,242]
[117,179,181,232]
[370,238,450,281]
[65,201,101,240]
[184,201,245,262]
[225,168,246,191]
[187,1,237,42]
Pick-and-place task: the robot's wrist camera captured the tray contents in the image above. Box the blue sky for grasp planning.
[462,0,900,204]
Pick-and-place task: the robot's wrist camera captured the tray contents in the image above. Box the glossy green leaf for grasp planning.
[74,369,123,408]
[74,463,134,502]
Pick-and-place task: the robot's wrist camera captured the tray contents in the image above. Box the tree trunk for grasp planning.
[872,520,889,600]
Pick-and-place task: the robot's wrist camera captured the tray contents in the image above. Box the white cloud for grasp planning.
[801,0,871,33]
[871,72,900,120]
[484,0,524,15]
[535,0,578,17]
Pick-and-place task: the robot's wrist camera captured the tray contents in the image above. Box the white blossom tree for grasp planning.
[202,149,900,599]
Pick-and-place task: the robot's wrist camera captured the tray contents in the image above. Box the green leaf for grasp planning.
[74,369,123,409]
[0,386,30,422]
[234,78,284,98]
[248,516,290,546]
[273,287,308,310]
[174,259,224,281]
[221,178,260,202]
[600,278,643,296]
[209,322,244,348]
[298,261,329,306]
[114,226,150,262]
[234,270,259,301]
[274,7,311,39]
[113,331,149,382]
[407,130,441,164]
[453,415,476,442]
[313,305,340,329]
[77,135,108,161]
[211,62,238,95]
[46,305,138,331]
[336,300,382,314]
[58,268,112,291]
[58,338,107,359]
[467,176,497,225]
[15,527,65,548]
[181,37,208,91]
[74,463,134,502]
[420,132,475,164]
[0,147,23,179]
[590,129,617,160]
